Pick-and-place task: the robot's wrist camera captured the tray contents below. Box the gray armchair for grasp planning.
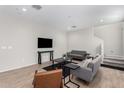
[70,55,103,82]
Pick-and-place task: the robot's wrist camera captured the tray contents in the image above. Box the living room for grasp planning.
[0,3,124,90]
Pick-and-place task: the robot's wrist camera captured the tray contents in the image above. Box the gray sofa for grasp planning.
[70,55,102,82]
[67,50,89,60]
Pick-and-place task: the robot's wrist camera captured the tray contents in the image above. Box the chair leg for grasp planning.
[71,74,74,79]
[60,79,63,88]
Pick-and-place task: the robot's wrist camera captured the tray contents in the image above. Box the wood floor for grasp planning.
[0,61,124,88]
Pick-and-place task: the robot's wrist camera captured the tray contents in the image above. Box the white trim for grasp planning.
[0,63,36,73]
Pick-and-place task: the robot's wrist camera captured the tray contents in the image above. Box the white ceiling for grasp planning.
[0,5,124,31]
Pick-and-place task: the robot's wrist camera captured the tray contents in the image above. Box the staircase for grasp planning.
[94,29,124,70]
[101,56,124,70]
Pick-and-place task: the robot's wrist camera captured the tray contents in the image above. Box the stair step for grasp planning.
[103,61,124,67]
[101,62,124,70]
[102,56,124,70]
[104,56,124,61]
[104,59,124,65]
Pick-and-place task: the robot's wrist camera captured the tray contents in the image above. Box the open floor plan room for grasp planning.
[0,5,124,88]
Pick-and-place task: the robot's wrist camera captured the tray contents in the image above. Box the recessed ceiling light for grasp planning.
[100,19,104,23]
[22,8,27,12]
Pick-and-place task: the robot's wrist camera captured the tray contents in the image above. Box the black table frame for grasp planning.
[52,58,77,69]
[63,63,80,88]
[38,50,54,64]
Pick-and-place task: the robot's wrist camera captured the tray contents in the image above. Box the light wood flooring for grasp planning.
[0,61,124,88]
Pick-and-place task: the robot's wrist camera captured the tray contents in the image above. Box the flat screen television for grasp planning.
[38,38,53,48]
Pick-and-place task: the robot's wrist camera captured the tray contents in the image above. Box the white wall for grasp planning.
[122,22,124,56]
[67,28,103,56]
[94,22,123,56]
[2,13,123,72]
[0,14,67,72]
[67,22,124,58]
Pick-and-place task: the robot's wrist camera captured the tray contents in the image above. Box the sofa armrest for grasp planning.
[71,67,93,82]
[87,62,94,72]
[81,67,92,73]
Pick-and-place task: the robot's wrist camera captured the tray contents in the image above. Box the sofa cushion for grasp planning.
[87,55,100,71]
[69,54,83,57]
[71,50,87,55]
[92,55,99,63]
[82,59,92,68]
[67,50,88,60]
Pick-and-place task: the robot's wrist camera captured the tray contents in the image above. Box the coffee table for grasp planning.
[52,57,78,68]
[52,57,71,69]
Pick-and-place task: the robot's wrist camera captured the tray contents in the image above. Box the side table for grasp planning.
[63,63,80,88]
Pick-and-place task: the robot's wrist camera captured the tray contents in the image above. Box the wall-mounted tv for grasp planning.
[38,38,53,48]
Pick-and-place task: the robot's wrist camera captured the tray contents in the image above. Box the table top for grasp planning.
[38,50,54,53]
[54,57,71,63]
[64,63,80,70]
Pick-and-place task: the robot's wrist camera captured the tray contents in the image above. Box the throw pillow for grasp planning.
[82,59,92,67]
[87,62,94,71]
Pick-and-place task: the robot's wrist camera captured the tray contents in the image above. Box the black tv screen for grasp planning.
[38,38,53,48]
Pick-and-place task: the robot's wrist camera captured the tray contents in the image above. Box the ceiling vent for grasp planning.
[72,25,77,28]
[32,5,42,10]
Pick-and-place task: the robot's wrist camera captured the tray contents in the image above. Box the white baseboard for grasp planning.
[0,63,36,73]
